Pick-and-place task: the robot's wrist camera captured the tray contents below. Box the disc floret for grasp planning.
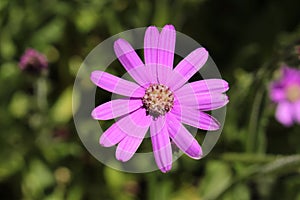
[142,84,174,118]
[285,84,300,102]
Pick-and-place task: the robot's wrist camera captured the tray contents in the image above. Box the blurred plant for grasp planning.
[269,66,300,126]
[19,48,48,73]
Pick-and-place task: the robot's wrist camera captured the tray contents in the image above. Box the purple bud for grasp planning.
[19,48,48,73]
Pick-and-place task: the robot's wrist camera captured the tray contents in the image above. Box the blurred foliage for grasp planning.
[1,0,300,199]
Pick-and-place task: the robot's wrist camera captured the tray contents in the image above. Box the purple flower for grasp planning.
[270,66,300,126]
[91,25,229,172]
[19,48,48,72]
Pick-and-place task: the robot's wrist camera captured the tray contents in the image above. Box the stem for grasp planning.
[211,154,300,200]
[246,86,264,153]
[219,152,279,163]
[36,74,48,112]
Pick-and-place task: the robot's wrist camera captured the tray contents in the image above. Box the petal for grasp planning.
[90,71,145,97]
[144,26,159,65]
[144,25,176,85]
[167,113,202,159]
[171,105,220,131]
[114,39,149,85]
[156,25,176,84]
[275,102,293,126]
[150,117,172,173]
[270,86,285,102]
[145,63,159,83]
[170,48,209,90]
[116,108,151,138]
[91,99,142,120]
[144,63,174,85]
[175,79,229,96]
[157,24,176,69]
[99,123,127,147]
[282,67,300,83]
[116,136,143,162]
[157,64,174,85]
[175,92,229,111]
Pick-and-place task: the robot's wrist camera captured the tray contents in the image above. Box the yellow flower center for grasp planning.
[285,84,300,102]
[142,84,174,118]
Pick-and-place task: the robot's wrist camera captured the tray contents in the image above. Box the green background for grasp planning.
[1,0,300,199]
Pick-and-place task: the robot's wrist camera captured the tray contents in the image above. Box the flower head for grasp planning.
[19,48,48,72]
[270,66,300,126]
[91,25,229,172]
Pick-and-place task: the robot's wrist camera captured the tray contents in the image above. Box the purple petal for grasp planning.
[143,25,175,85]
[155,25,176,85]
[275,102,293,126]
[269,85,285,102]
[157,25,176,69]
[145,63,159,83]
[150,117,172,173]
[90,71,145,97]
[175,92,229,111]
[170,48,209,90]
[157,65,173,85]
[171,105,220,131]
[99,123,127,147]
[175,79,229,96]
[116,136,143,162]
[144,26,159,65]
[282,66,300,83]
[144,63,174,85]
[114,39,149,85]
[116,108,151,138]
[166,113,202,159]
[91,99,142,120]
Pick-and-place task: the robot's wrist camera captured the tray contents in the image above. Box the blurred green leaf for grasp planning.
[68,55,83,77]
[147,174,172,200]
[172,185,201,200]
[0,62,19,80]
[0,151,24,181]
[0,0,8,11]
[50,86,73,124]
[223,184,250,200]
[75,8,98,33]
[9,91,31,118]
[22,159,55,199]
[104,167,126,189]
[104,167,136,200]
[199,160,232,200]
[31,18,65,47]
[152,0,170,27]
[0,31,16,60]
[67,185,84,200]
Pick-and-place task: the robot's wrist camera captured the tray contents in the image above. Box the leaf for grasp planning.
[199,160,232,200]
[31,18,65,46]
[50,87,73,124]
[223,184,250,200]
[0,151,24,181]
[67,185,84,200]
[9,91,31,118]
[75,8,98,33]
[22,159,55,199]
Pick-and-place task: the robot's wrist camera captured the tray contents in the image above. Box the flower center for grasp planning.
[285,84,300,102]
[142,84,174,118]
